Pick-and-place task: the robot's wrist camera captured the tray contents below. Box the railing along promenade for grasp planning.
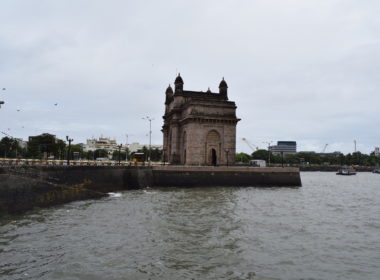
[0,158,157,167]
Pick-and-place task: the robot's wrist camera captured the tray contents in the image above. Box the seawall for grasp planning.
[0,166,150,214]
[0,173,105,214]
[0,165,301,215]
[152,166,301,187]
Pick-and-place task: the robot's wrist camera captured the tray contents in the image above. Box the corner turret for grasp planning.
[219,77,228,100]
[165,84,173,105]
[174,73,184,93]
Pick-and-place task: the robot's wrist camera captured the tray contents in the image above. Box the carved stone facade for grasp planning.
[162,74,240,165]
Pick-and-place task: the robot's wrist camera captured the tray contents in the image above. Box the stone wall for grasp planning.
[152,166,301,187]
[0,166,152,215]
[0,165,301,215]
[0,173,106,214]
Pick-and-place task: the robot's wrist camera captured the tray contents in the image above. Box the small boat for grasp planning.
[373,168,380,174]
[336,166,356,175]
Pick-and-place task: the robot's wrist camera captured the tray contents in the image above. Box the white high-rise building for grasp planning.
[84,137,119,153]
[374,147,380,157]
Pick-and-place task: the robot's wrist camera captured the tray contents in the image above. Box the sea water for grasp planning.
[1,172,379,280]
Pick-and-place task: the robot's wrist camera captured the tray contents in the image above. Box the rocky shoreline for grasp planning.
[0,173,106,215]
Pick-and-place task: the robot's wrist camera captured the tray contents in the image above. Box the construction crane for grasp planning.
[321,144,328,153]
[241,138,258,152]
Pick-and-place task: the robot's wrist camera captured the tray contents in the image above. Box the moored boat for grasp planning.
[336,166,356,175]
[373,168,380,174]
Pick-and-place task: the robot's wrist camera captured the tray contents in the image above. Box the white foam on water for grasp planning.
[108,192,122,198]
[143,190,157,194]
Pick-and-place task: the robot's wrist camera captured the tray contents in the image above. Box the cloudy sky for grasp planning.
[1,0,379,154]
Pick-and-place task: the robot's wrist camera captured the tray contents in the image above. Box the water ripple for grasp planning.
[1,173,380,279]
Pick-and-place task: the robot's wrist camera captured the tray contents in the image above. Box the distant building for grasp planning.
[374,147,380,157]
[15,138,27,149]
[28,133,58,143]
[269,141,297,155]
[127,142,163,153]
[317,151,343,157]
[84,137,118,153]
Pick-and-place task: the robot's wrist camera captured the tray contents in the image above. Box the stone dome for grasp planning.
[219,78,228,88]
[166,85,173,94]
[174,74,184,84]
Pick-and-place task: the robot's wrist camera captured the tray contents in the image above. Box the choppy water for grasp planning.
[1,172,380,280]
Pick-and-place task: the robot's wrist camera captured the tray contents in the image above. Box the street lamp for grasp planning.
[66,136,73,166]
[117,144,123,165]
[125,133,133,161]
[263,141,273,167]
[281,151,284,168]
[142,116,154,166]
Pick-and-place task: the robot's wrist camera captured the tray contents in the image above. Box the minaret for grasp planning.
[174,73,184,93]
[219,77,228,100]
[165,84,173,105]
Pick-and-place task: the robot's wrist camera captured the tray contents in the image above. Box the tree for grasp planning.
[150,148,162,161]
[251,149,270,161]
[235,152,251,163]
[70,144,84,160]
[94,149,108,159]
[0,137,20,158]
[56,140,66,159]
[85,150,94,160]
[27,133,64,159]
[112,150,126,161]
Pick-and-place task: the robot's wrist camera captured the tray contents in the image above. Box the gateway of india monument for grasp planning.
[162,74,240,165]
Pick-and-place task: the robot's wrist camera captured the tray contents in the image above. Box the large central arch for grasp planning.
[206,130,221,165]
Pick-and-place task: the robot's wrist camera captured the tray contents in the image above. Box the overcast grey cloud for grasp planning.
[1,0,379,154]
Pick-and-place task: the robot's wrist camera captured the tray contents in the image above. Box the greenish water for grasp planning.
[1,172,379,280]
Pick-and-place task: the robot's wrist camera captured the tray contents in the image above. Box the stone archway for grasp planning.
[206,130,221,165]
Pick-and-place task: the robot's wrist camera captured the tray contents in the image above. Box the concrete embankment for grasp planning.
[0,165,301,215]
[0,166,150,215]
[152,166,301,187]
[0,173,105,214]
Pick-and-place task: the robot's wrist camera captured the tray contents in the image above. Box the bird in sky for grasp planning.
[54,103,58,106]
[2,88,5,90]
[17,109,20,112]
